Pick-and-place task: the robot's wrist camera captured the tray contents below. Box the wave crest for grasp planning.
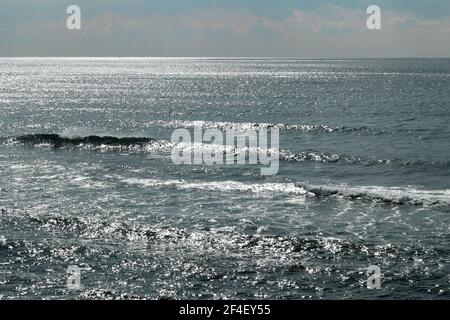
[145,120,379,134]
[302,184,450,207]
[6,134,173,152]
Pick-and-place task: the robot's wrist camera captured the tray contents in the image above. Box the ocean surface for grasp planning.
[0,58,449,299]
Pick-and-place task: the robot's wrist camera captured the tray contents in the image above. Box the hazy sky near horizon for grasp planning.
[1,0,450,57]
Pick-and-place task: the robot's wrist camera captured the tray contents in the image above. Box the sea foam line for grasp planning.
[302,184,450,207]
[122,178,309,195]
[144,120,373,133]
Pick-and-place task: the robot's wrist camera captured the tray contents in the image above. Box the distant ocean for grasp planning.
[0,58,449,299]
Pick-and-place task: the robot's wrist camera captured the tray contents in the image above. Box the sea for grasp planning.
[0,58,449,299]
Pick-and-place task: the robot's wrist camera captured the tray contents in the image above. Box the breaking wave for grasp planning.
[11,133,155,146]
[301,184,450,207]
[3,133,449,169]
[145,120,383,134]
[281,151,360,164]
[4,133,174,152]
[122,178,309,195]
[122,177,450,207]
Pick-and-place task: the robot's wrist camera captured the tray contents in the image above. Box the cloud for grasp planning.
[3,3,450,57]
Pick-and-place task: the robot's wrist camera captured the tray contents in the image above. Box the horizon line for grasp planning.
[1,56,449,59]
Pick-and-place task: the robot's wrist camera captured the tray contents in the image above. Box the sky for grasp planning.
[1,0,450,57]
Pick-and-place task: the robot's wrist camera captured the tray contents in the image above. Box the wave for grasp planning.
[0,133,376,165]
[5,133,174,152]
[3,133,449,169]
[122,178,309,195]
[281,151,360,164]
[301,184,450,207]
[12,134,155,146]
[122,177,450,207]
[145,120,382,134]
[281,151,450,167]
[3,130,448,206]
[3,133,354,165]
[5,211,398,260]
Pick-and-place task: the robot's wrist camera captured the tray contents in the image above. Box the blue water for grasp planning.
[0,58,449,299]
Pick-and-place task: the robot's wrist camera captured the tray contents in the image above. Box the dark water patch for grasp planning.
[9,134,157,148]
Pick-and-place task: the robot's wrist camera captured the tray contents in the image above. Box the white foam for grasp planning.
[145,120,339,133]
[122,178,308,195]
[307,184,450,206]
